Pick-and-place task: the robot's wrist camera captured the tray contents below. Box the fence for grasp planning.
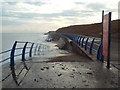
[0,41,41,85]
[63,34,101,60]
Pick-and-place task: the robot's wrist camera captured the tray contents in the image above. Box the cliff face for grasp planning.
[56,19,119,38]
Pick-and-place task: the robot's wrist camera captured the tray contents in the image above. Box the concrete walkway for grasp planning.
[2,41,119,88]
[2,59,119,88]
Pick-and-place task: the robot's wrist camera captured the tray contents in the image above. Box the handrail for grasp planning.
[0,49,12,54]
[63,34,101,61]
[0,57,10,63]
[0,40,41,85]
[93,42,100,46]
[0,41,37,63]
[17,41,33,44]
[20,46,36,49]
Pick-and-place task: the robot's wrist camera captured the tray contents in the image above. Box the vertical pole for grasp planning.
[97,43,101,60]
[10,41,19,85]
[79,36,82,46]
[78,35,81,44]
[10,41,17,67]
[101,10,104,62]
[82,37,85,47]
[29,43,34,57]
[22,42,28,61]
[85,37,89,50]
[107,12,111,69]
[38,44,41,55]
[34,44,38,55]
[75,35,77,42]
[77,36,80,44]
[89,38,95,55]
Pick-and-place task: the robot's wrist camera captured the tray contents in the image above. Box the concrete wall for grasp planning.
[62,36,92,60]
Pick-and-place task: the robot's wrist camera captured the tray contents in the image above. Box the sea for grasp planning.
[0,33,48,64]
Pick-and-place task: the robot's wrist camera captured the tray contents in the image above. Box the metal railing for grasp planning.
[0,41,40,65]
[0,41,41,85]
[63,34,101,60]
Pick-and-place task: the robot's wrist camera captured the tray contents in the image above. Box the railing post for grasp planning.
[74,36,78,43]
[84,37,89,50]
[97,43,101,60]
[76,35,79,44]
[81,37,85,47]
[10,41,17,67]
[79,36,82,46]
[34,44,38,55]
[77,35,81,44]
[22,42,28,61]
[10,41,19,85]
[89,38,95,55]
[76,36,78,44]
[72,35,75,42]
[38,44,41,55]
[29,43,34,57]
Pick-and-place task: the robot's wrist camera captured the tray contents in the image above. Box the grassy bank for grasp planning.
[56,19,119,39]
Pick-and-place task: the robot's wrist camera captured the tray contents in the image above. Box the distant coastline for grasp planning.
[54,19,119,39]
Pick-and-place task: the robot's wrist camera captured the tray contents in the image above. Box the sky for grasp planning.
[0,0,119,33]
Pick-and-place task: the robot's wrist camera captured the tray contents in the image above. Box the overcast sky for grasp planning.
[0,0,119,33]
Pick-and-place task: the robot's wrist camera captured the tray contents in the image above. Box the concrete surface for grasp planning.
[2,60,119,88]
[1,40,119,88]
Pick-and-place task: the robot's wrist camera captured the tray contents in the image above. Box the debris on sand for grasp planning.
[41,68,44,71]
[86,72,93,75]
[44,66,49,69]
[85,84,89,86]
[58,73,62,76]
[41,66,49,71]
[72,69,75,71]
[82,80,87,82]
[52,66,55,68]
[39,77,42,79]
[61,67,65,70]
[34,79,39,82]
[70,75,74,78]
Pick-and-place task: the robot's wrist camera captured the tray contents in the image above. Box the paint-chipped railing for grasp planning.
[0,41,41,85]
[63,34,101,60]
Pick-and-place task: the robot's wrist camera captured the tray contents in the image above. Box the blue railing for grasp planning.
[0,41,41,85]
[63,34,101,60]
[0,41,40,65]
[0,49,12,63]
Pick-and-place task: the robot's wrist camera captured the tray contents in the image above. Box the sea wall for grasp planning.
[49,32,92,60]
[61,36,92,60]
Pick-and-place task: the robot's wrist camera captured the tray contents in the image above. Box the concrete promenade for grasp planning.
[2,41,119,88]
[2,59,119,88]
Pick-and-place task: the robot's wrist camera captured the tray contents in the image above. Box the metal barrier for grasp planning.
[0,41,40,85]
[63,34,101,60]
